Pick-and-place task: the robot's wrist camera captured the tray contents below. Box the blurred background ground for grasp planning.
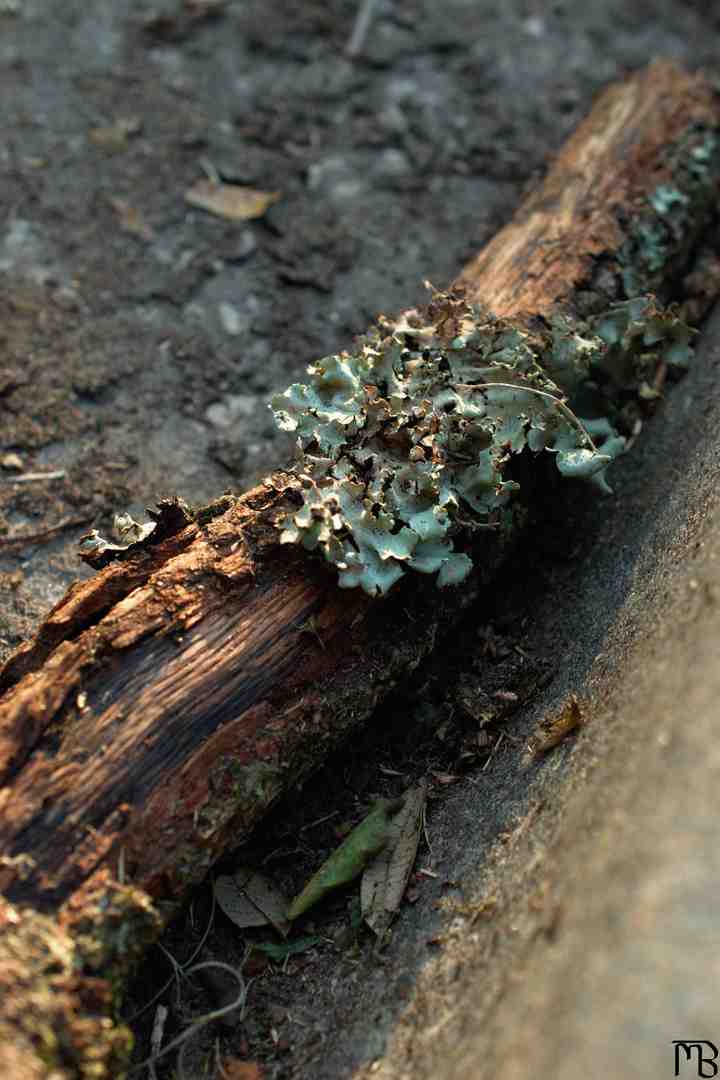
[1,2,720,1078]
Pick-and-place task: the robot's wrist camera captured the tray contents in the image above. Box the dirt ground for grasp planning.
[2,2,720,1078]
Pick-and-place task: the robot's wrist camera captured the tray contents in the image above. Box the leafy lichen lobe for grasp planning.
[271,290,691,597]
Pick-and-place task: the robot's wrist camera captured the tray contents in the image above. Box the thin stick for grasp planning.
[1,470,66,483]
[346,0,380,57]
[124,888,217,1024]
[0,516,94,548]
[130,961,250,1076]
[147,1005,167,1080]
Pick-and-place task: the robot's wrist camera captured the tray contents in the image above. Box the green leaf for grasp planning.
[287,797,405,922]
[254,936,322,961]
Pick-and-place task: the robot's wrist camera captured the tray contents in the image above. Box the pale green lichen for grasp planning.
[271,292,692,597]
[620,127,720,296]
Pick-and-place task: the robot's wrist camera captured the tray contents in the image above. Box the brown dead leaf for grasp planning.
[218,1060,264,1080]
[523,694,585,765]
[214,867,290,937]
[108,198,156,242]
[361,783,427,939]
[185,179,281,221]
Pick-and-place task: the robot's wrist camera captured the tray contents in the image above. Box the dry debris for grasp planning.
[361,782,428,941]
[523,694,586,764]
[185,179,281,222]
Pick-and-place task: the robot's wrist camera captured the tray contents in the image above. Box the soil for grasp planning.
[2,2,720,1079]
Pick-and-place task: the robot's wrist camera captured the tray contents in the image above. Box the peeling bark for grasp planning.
[0,60,719,1079]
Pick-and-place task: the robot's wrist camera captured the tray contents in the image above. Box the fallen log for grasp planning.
[1,60,719,1079]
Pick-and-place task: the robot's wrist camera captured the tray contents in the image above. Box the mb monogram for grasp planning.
[673,1041,719,1077]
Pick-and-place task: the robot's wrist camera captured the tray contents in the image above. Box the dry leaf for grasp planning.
[89,116,141,152]
[219,1060,264,1080]
[523,694,585,764]
[185,179,280,222]
[429,771,460,785]
[361,782,427,939]
[214,867,290,937]
[108,198,156,242]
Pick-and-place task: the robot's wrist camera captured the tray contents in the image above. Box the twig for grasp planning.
[346,0,380,57]
[482,732,505,772]
[300,810,339,833]
[1,470,66,484]
[0,516,94,548]
[214,1039,230,1080]
[198,157,221,184]
[124,888,217,1024]
[147,1005,167,1080]
[129,960,250,1077]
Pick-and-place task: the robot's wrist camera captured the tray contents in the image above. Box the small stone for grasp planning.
[1,453,22,471]
[378,104,408,134]
[373,148,411,180]
[329,179,364,201]
[53,286,80,311]
[306,155,364,200]
[307,155,348,191]
[205,393,259,429]
[218,302,247,336]
[233,229,257,261]
[522,15,545,37]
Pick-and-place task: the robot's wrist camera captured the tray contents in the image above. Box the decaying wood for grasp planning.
[1,61,719,1079]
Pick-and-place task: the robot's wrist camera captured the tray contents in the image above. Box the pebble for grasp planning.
[205,394,260,429]
[218,302,248,336]
[233,229,257,262]
[307,156,364,200]
[373,147,412,180]
[378,104,408,135]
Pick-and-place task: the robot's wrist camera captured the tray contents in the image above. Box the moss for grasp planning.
[0,895,138,1079]
[226,759,284,806]
[271,292,691,596]
[68,879,162,1003]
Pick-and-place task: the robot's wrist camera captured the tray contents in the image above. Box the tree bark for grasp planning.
[1,60,719,1079]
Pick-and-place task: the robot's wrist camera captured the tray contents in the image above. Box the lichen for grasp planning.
[271,291,691,596]
[78,498,194,569]
[620,126,720,296]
